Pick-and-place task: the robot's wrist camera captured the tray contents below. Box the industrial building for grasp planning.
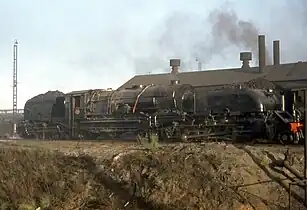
[119,35,307,116]
[120,36,307,90]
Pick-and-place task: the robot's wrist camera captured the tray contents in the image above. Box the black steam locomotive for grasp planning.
[17,80,304,144]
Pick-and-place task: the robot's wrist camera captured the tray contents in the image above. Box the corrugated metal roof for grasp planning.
[274,80,307,90]
[119,61,307,89]
[264,62,307,81]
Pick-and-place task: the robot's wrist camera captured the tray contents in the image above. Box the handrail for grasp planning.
[132,84,153,113]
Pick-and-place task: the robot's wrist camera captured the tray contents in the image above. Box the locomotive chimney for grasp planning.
[240,52,252,68]
[258,35,266,73]
[273,40,280,65]
[170,59,180,74]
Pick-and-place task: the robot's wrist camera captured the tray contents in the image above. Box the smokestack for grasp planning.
[170,59,180,74]
[258,35,266,72]
[273,40,280,65]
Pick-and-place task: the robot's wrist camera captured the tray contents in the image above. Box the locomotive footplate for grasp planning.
[78,115,149,139]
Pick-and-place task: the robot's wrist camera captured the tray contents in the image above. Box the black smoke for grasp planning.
[208,7,271,65]
[133,4,270,74]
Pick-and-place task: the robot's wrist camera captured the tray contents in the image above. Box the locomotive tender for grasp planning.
[18,79,304,144]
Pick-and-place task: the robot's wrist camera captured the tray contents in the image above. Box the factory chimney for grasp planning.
[170,59,180,74]
[273,40,280,65]
[258,35,266,73]
[240,52,252,68]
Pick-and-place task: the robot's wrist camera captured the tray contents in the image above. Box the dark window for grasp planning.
[182,92,194,112]
[98,101,109,113]
[74,96,81,107]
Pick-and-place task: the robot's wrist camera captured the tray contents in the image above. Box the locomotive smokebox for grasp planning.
[273,40,280,65]
[170,59,181,74]
[258,35,266,72]
[240,52,252,68]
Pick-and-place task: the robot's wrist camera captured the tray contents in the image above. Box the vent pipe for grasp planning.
[170,59,180,74]
[273,40,280,65]
[170,80,180,85]
[258,35,266,73]
[240,52,252,68]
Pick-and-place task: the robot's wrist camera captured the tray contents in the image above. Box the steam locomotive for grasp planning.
[17,79,304,144]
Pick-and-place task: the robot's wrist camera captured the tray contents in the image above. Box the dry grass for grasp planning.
[0,146,179,210]
[0,148,129,210]
[0,141,305,210]
[105,147,245,209]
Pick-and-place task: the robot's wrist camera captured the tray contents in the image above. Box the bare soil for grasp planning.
[0,139,306,210]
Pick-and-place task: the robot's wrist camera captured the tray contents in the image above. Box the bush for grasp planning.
[137,133,160,151]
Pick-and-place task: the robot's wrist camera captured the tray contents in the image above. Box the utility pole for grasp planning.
[12,39,18,135]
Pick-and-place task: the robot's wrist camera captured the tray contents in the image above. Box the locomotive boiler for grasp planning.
[66,82,196,139]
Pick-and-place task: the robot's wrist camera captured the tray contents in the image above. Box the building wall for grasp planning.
[0,122,13,138]
[0,113,23,137]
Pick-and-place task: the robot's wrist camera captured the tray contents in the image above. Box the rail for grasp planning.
[0,109,24,114]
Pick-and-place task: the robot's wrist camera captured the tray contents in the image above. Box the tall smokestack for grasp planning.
[273,40,280,65]
[170,59,180,74]
[258,35,266,73]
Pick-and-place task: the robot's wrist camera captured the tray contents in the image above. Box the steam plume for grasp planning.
[209,7,271,65]
[134,5,270,74]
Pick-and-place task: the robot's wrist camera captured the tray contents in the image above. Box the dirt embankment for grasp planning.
[0,140,305,210]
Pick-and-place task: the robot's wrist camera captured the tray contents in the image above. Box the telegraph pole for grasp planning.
[12,39,18,135]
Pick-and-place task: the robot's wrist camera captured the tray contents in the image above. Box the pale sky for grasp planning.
[0,0,306,109]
